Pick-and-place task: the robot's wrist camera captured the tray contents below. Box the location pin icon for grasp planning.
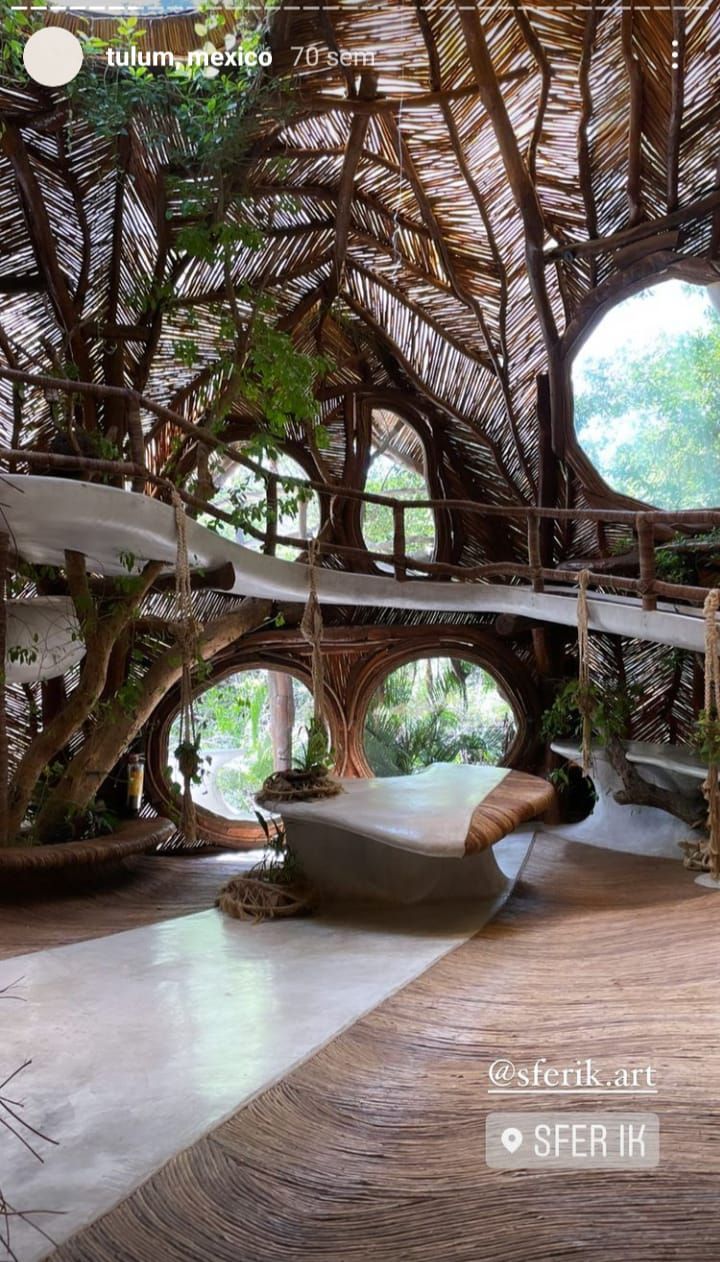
[501,1126,523,1155]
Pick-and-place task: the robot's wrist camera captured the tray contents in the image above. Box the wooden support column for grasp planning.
[0,534,8,845]
[263,474,278,556]
[637,512,657,611]
[533,374,562,680]
[527,517,543,593]
[536,373,558,569]
[393,504,407,582]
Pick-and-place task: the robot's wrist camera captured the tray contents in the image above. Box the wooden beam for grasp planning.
[0,272,45,295]
[510,0,550,182]
[454,3,558,354]
[299,73,532,117]
[578,3,599,285]
[621,7,644,225]
[667,0,685,212]
[536,373,557,569]
[330,111,371,299]
[545,188,720,264]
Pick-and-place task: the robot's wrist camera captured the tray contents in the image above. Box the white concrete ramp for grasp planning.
[0,474,713,656]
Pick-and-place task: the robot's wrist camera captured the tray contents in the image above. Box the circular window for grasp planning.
[573,279,720,509]
[168,668,315,820]
[363,656,517,777]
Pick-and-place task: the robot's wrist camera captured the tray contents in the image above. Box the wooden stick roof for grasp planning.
[1,1,720,572]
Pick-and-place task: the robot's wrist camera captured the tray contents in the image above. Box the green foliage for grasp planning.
[170,669,314,818]
[541,678,640,744]
[240,325,327,437]
[253,811,303,885]
[653,529,720,588]
[364,658,515,777]
[202,453,322,561]
[694,711,720,765]
[174,737,206,785]
[362,450,435,561]
[574,284,720,509]
[654,546,694,585]
[548,766,570,791]
[66,800,120,842]
[0,1,44,75]
[294,716,331,771]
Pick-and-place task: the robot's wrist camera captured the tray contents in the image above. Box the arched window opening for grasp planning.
[168,669,314,820]
[203,452,320,562]
[362,411,435,571]
[363,656,516,777]
[573,279,720,509]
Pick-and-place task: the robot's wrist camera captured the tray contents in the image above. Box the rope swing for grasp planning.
[171,489,201,846]
[576,569,593,776]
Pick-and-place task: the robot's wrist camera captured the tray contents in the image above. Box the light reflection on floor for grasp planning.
[2,828,532,1261]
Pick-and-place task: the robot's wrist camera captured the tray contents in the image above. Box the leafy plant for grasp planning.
[53,799,120,843]
[541,678,640,745]
[253,810,303,886]
[694,710,720,765]
[174,737,206,785]
[294,717,332,772]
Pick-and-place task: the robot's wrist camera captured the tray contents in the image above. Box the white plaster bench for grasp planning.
[550,739,705,854]
[274,763,554,904]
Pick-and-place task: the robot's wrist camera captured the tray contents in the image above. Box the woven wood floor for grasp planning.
[0,852,251,959]
[49,837,720,1261]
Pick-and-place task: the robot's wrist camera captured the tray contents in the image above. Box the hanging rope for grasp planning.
[171,489,200,846]
[299,537,326,723]
[255,537,342,809]
[576,569,593,776]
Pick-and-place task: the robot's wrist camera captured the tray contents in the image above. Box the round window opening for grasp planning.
[168,669,315,821]
[363,657,517,777]
[573,278,720,510]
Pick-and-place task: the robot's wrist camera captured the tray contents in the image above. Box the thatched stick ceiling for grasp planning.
[1,1,719,573]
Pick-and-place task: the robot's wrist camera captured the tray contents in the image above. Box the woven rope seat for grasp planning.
[273,764,554,904]
[0,818,174,886]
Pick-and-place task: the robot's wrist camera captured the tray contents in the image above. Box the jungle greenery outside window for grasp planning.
[203,453,320,561]
[363,657,516,777]
[169,669,314,820]
[573,279,720,510]
[362,412,435,568]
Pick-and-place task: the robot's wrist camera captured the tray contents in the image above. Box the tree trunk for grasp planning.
[268,670,295,771]
[32,599,271,842]
[606,734,703,826]
[7,554,164,840]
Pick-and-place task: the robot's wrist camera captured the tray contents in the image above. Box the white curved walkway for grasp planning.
[0,475,714,653]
